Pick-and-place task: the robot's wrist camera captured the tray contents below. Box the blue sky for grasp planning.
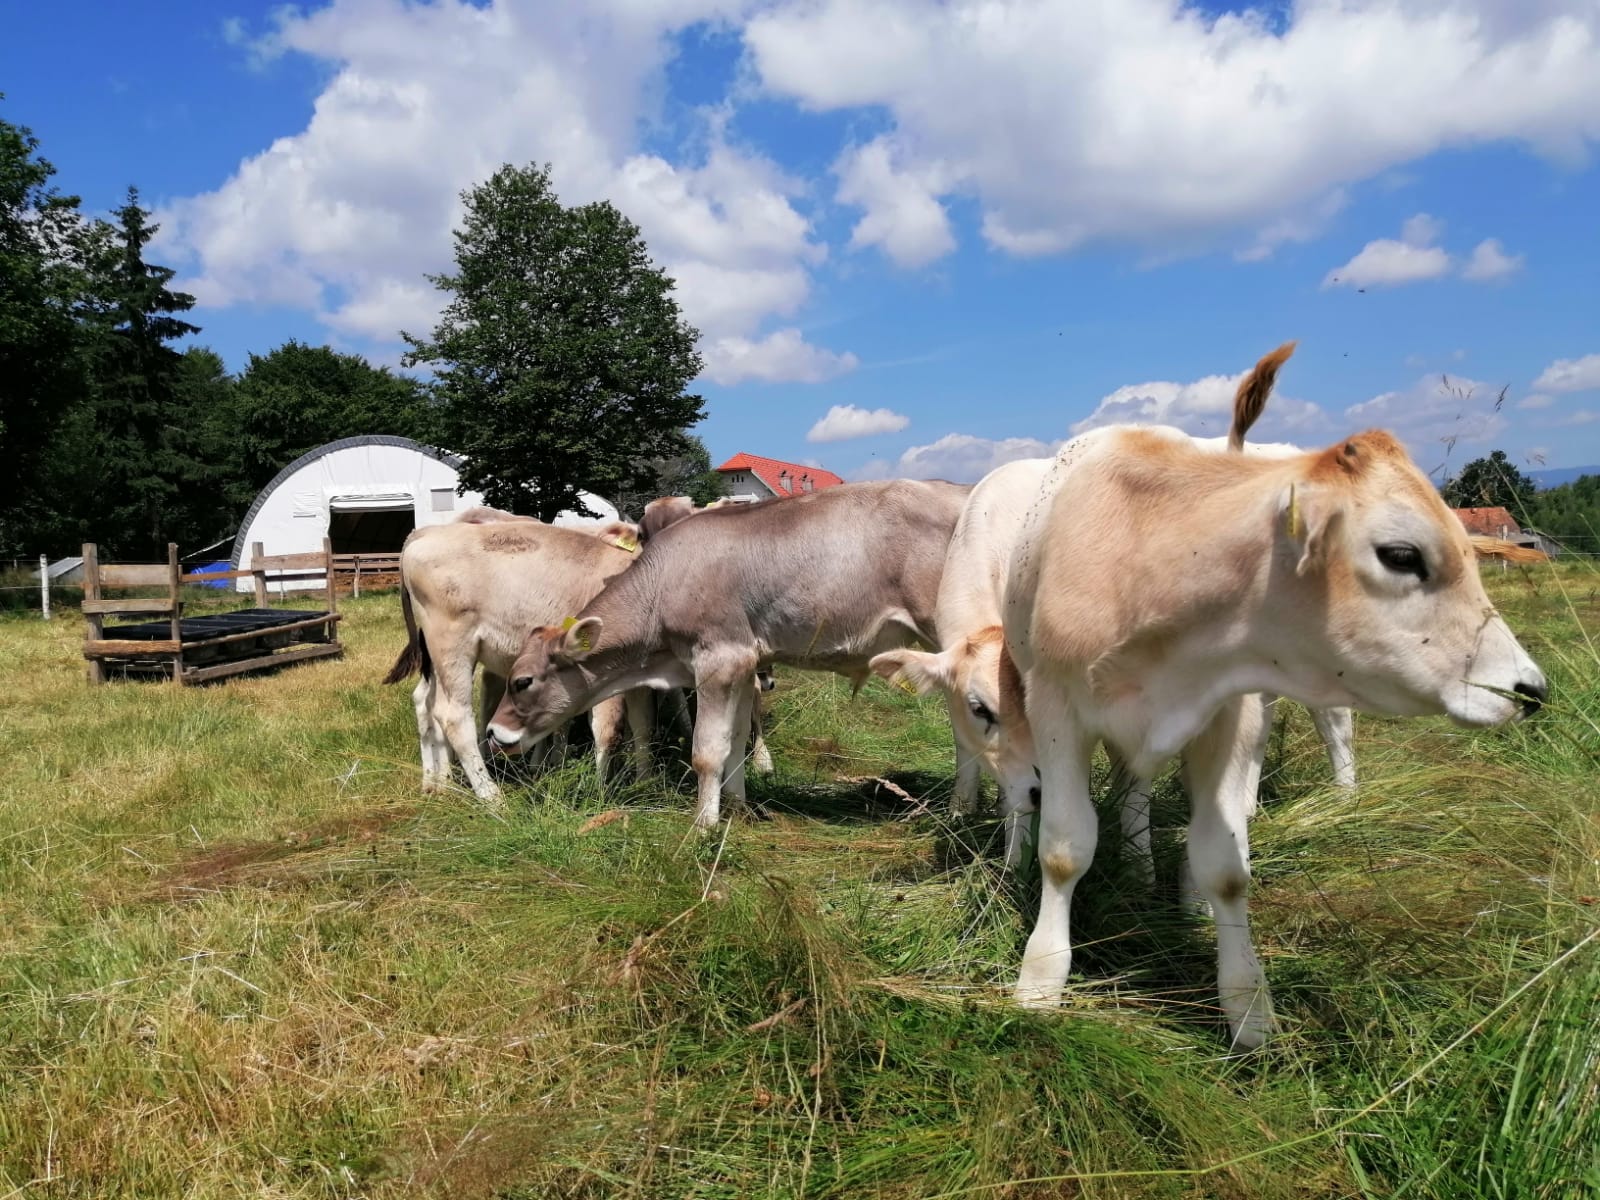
[6,0,1600,482]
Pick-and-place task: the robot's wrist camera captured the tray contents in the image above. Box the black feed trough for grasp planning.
[107,608,330,643]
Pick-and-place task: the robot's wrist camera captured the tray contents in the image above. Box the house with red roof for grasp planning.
[714,452,845,503]
[1451,506,1563,557]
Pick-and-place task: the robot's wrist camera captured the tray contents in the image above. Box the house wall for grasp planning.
[718,469,773,503]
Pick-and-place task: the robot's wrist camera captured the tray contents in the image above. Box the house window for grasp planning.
[801,476,813,492]
[779,471,791,492]
[730,472,745,484]
[430,488,456,512]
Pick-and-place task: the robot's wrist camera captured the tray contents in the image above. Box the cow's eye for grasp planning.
[511,675,534,694]
[968,697,996,727]
[1375,543,1428,581]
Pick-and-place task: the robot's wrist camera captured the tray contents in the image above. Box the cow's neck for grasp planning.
[565,564,690,712]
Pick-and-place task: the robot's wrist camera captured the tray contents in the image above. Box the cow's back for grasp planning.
[936,459,1052,644]
[630,480,970,664]
[402,521,636,670]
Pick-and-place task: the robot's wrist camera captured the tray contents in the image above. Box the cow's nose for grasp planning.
[1513,678,1547,717]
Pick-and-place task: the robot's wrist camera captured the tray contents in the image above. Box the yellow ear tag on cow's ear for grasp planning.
[560,616,594,652]
[896,677,919,696]
[1286,483,1304,540]
[616,533,639,553]
[561,616,577,631]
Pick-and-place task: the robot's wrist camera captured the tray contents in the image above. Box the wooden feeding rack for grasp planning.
[81,540,343,686]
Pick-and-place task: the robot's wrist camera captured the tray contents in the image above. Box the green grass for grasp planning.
[0,564,1596,1198]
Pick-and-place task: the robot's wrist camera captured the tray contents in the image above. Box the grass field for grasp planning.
[1,564,1596,1199]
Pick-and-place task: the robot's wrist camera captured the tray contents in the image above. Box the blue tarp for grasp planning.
[193,561,233,589]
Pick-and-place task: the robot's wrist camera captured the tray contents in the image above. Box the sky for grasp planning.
[5,0,1600,483]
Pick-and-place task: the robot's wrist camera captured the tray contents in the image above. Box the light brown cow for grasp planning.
[383,519,654,806]
[486,480,972,828]
[1004,343,1546,1049]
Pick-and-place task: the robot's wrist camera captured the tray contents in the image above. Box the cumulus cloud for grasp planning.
[1517,392,1556,410]
[745,0,1600,264]
[1323,213,1452,288]
[702,328,859,386]
[836,138,956,268]
[806,403,910,442]
[1071,366,1334,445]
[161,0,854,383]
[1343,373,1508,462]
[856,433,1061,483]
[1532,353,1600,393]
[1461,237,1525,281]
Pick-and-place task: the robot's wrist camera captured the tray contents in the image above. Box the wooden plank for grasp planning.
[83,597,179,615]
[181,642,343,685]
[252,542,267,606]
[181,613,342,650]
[85,639,183,656]
[253,551,333,571]
[323,537,338,616]
[99,563,172,587]
[181,568,251,583]
[251,571,330,585]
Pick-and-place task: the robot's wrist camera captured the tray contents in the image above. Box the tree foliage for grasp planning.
[1522,474,1600,548]
[0,110,91,552]
[1441,450,1537,513]
[220,340,433,511]
[404,163,705,521]
[609,434,727,518]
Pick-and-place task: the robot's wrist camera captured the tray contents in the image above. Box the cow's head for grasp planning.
[1270,431,1546,726]
[869,627,1040,817]
[485,617,603,752]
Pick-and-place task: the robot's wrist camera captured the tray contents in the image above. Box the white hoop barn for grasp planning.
[228,435,618,592]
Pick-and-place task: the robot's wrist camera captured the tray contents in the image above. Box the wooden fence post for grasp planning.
[38,554,49,620]
[82,543,104,685]
[252,541,268,606]
[167,544,185,686]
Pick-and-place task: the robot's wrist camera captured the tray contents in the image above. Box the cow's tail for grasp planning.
[1228,341,1297,451]
[382,567,431,683]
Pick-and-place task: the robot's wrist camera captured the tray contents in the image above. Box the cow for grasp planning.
[869,448,1359,870]
[383,518,655,807]
[485,480,973,828]
[1002,342,1545,1049]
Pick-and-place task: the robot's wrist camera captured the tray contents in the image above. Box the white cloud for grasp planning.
[806,403,910,442]
[1344,373,1508,462]
[1532,353,1600,393]
[856,433,1061,483]
[702,328,860,386]
[1323,212,1452,288]
[1517,393,1555,410]
[836,137,956,268]
[745,0,1600,264]
[1235,190,1347,262]
[1462,237,1525,281]
[1071,367,1334,444]
[161,0,855,384]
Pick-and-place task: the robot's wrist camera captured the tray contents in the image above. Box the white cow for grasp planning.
[384,518,654,806]
[1004,343,1545,1049]
[870,447,1357,869]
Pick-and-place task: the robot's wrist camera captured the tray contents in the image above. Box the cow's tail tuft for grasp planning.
[382,567,432,683]
[1228,341,1296,451]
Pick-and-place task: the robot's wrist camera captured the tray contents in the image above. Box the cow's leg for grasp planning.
[689,653,757,829]
[434,656,503,806]
[1015,677,1098,1007]
[413,673,449,794]
[1183,693,1274,1051]
[1107,752,1155,887]
[478,671,506,741]
[722,677,756,813]
[996,777,1040,870]
[589,696,626,783]
[625,688,655,778]
[1311,705,1357,791]
[952,739,982,816]
[749,685,774,776]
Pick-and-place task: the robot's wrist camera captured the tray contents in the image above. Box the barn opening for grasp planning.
[327,495,415,555]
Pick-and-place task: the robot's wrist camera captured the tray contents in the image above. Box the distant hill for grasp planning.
[1531,466,1600,490]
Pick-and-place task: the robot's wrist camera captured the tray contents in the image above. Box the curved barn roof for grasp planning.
[229,435,464,566]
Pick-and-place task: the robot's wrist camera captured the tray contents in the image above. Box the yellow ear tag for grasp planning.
[560,616,577,631]
[560,616,594,652]
[896,677,919,696]
[615,534,638,553]
[1286,483,1304,540]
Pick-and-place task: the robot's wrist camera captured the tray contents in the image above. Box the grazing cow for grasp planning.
[1003,343,1545,1048]
[486,480,973,828]
[869,445,1359,869]
[383,519,655,806]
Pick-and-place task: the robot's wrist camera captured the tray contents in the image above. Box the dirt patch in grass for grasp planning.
[143,805,417,901]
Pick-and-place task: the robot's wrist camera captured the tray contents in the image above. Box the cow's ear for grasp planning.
[869,647,955,696]
[557,616,603,663]
[1280,482,1344,576]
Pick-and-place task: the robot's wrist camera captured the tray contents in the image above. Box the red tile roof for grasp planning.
[1452,506,1521,537]
[715,452,844,498]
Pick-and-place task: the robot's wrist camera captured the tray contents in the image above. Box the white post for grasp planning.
[39,554,50,619]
